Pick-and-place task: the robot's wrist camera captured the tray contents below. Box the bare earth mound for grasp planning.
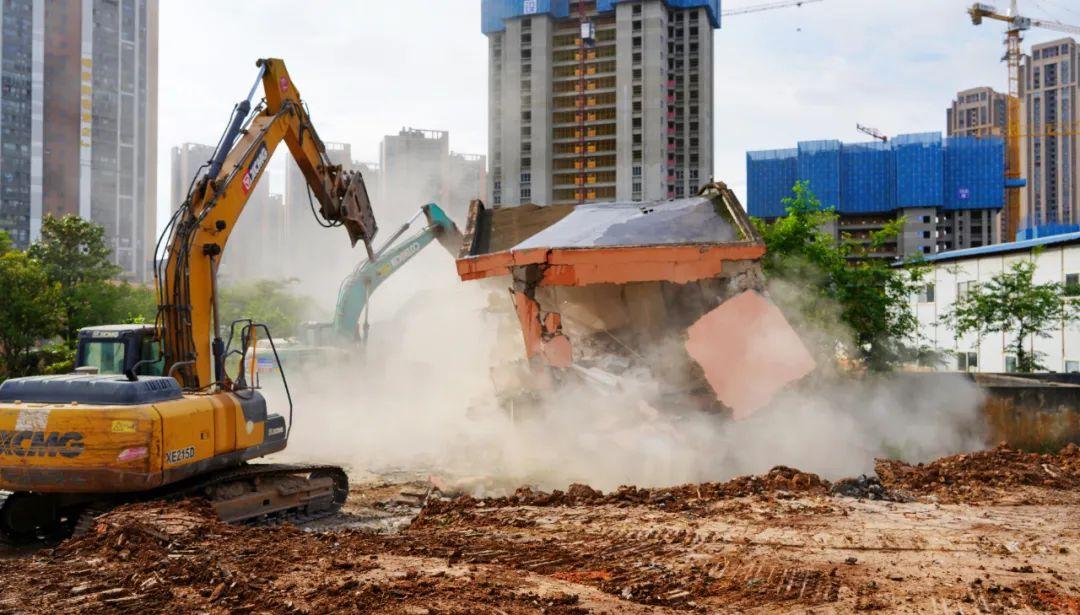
[0,445,1078,613]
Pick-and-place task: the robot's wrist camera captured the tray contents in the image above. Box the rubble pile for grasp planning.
[0,501,598,614]
[875,442,1080,502]
[419,465,832,521]
[1,446,1079,613]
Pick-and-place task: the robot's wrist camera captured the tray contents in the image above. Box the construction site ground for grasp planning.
[1,444,1078,614]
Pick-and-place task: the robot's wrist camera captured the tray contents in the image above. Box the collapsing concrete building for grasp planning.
[456,183,815,418]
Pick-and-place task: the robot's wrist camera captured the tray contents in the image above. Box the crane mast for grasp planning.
[968,2,1080,237]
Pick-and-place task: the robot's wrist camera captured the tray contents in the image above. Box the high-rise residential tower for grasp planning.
[483,0,719,206]
[0,0,158,280]
[379,128,449,221]
[946,87,1009,241]
[1019,38,1078,232]
[170,142,214,211]
[947,87,1008,138]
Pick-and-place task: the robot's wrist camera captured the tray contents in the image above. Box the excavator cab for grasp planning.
[75,325,164,377]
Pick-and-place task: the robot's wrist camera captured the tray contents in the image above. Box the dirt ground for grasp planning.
[0,444,1078,614]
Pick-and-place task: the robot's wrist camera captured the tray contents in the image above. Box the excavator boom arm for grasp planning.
[332,204,462,340]
[157,58,377,389]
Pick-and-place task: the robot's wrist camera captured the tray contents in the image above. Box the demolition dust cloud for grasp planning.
[253,247,986,493]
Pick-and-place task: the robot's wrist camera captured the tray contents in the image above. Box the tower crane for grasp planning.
[856,124,889,143]
[968,2,1080,237]
[721,0,824,17]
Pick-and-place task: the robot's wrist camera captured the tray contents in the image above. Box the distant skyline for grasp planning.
[158,0,1079,232]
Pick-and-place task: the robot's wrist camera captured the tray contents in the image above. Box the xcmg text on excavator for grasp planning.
[0,59,377,542]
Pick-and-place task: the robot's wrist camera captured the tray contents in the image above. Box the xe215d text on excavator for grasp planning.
[0,59,378,542]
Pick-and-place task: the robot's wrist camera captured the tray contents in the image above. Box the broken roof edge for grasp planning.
[456,183,765,286]
[708,182,763,245]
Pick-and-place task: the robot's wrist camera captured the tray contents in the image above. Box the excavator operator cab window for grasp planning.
[81,341,126,375]
[76,327,163,377]
[137,336,165,376]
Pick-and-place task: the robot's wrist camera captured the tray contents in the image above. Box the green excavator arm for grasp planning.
[331,203,463,342]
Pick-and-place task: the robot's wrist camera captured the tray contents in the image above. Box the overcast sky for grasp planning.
[157,0,1080,230]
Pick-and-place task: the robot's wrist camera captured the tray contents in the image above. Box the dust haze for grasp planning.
[234,214,987,493]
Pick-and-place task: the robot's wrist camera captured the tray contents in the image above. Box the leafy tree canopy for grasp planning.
[754,181,931,371]
[26,215,153,341]
[220,279,310,339]
[0,236,64,379]
[944,256,1078,372]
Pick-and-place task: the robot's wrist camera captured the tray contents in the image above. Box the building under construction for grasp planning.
[1020,37,1079,233]
[483,0,718,206]
[747,133,1006,258]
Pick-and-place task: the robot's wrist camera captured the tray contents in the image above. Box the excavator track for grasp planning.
[2,463,350,544]
[0,491,27,546]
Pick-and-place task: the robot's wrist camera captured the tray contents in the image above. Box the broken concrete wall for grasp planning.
[457,184,812,418]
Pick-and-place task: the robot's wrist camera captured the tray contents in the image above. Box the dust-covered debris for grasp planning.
[875,442,1080,503]
[2,448,1079,613]
[829,475,910,502]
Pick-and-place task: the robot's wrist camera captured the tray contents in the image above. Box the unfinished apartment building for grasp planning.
[747,133,1005,259]
[483,0,719,206]
[1019,38,1079,235]
[944,86,1009,244]
[947,87,1008,138]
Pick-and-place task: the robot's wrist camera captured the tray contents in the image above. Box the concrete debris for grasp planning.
[456,183,815,417]
[829,475,910,502]
[685,290,816,418]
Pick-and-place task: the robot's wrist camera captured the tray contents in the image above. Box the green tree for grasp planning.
[944,258,1077,372]
[0,242,64,379]
[220,279,309,338]
[754,181,930,371]
[25,215,156,341]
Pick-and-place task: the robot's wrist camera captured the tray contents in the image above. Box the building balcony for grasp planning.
[552,86,617,98]
[552,117,617,129]
[552,148,616,160]
[553,68,616,81]
[553,132,617,144]
[553,163,617,173]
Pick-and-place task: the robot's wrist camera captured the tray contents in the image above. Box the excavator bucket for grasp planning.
[339,171,379,250]
[422,203,465,256]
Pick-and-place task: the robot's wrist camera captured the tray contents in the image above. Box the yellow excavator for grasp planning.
[0,59,377,542]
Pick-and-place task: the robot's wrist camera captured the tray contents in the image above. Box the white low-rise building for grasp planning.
[910,232,1080,373]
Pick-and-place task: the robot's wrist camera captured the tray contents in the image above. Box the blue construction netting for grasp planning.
[893,132,943,207]
[943,136,1005,211]
[1016,223,1080,241]
[841,141,894,213]
[483,0,721,34]
[746,149,797,218]
[744,132,1005,218]
[797,140,842,211]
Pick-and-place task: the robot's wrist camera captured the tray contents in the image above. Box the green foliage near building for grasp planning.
[0,217,159,380]
[27,215,156,342]
[944,257,1079,373]
[0,234,64,379]
[219,279,310,339]
[753,181,932,371]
